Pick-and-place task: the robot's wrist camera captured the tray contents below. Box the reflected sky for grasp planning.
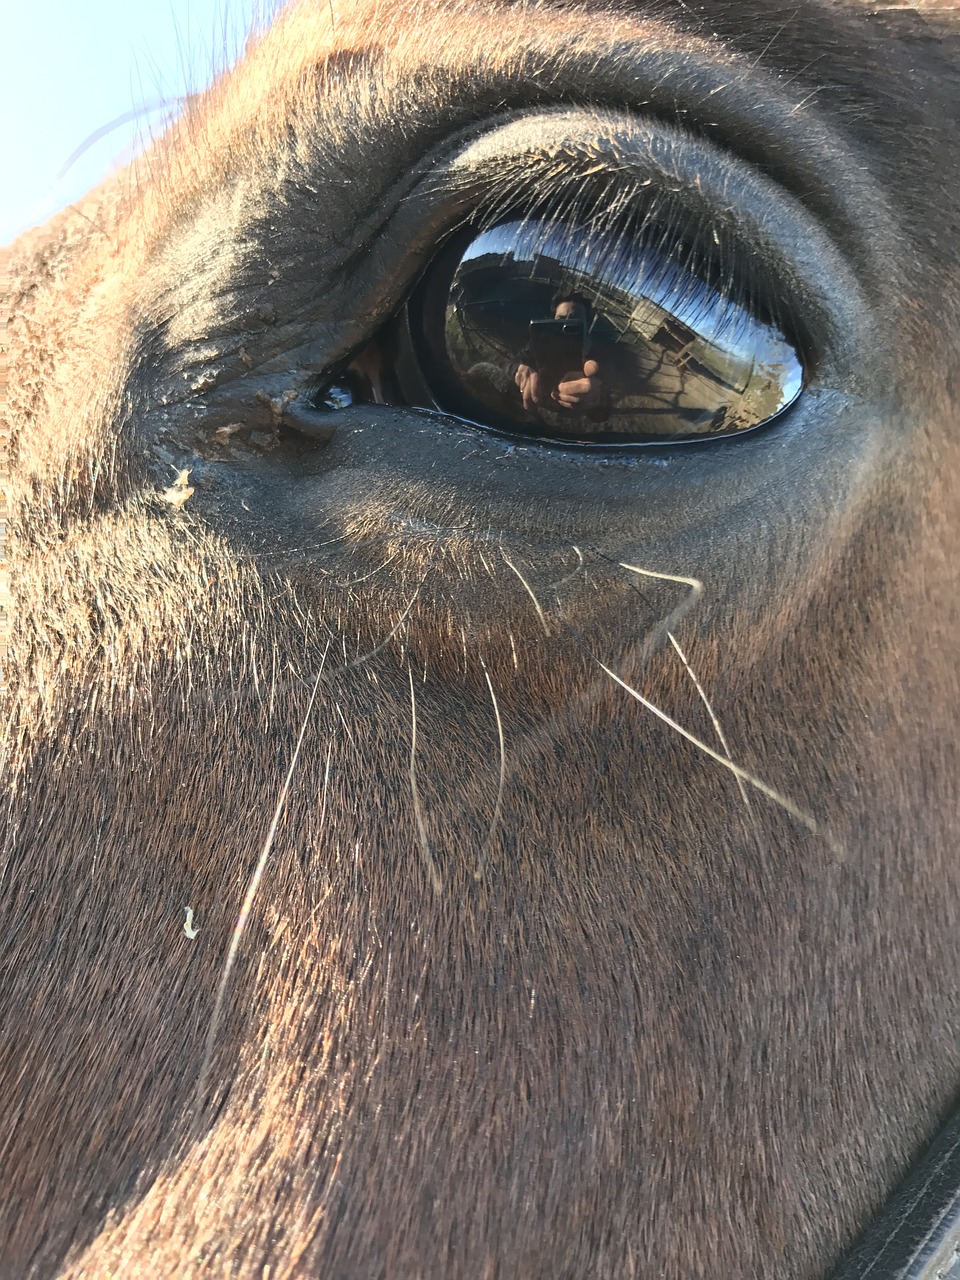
[460,220,799,390]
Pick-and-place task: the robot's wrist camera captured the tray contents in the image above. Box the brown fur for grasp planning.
[3,1,960,1276]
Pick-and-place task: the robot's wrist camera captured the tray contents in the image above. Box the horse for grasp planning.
[2,1,959,1275]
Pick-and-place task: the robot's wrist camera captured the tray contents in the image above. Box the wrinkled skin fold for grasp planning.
[2,1,960,1276]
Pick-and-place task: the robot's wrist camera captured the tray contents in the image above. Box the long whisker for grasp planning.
[617,560,704,598]
[408,666,441,892]
[195,645,329,1121]
[567,625,834,844]
[337,563,433,674]
[665,630,751,809]
[333,548,403,586]
[474,657,506,880]
[550,544,586,594]
[616,558,704,637]
[318,739,334,833]
[599,554,748,806]
[596,655,817,827]
[500,550,551,634]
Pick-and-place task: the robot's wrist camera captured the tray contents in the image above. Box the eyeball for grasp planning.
[401,218,804,446]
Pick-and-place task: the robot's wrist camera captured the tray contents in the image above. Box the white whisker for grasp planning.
[334,548,402,586]
[475,657,507,880]
[592,653,830,840]
[617,559,703,619]
[501,550,551,633]
[666,631,751,810]
[408,666,441,892]
[338,567,432,673]
[607,555,747,803]
[318,739,334,832]
[196,644,330,1118]
[550,545,586,593]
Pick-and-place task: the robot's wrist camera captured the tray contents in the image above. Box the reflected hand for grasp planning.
[514,363,543,412]
[552,360,602,409]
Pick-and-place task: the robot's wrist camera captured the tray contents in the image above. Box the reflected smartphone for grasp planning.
[528,319,586,390]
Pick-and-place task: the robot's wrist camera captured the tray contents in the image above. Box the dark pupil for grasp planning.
[412,220,803,445]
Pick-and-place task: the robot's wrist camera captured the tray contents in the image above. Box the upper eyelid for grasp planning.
[166,20,883,288]
[311,110,872,379]
[161,86,886,415]
[302,28,891,261]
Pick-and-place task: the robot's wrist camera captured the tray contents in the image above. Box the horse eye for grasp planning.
[347,217,805,448]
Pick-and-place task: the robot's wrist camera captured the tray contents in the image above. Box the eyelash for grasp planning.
[306,151,810,448]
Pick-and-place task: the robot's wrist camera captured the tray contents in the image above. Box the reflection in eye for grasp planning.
[393,218,804,446]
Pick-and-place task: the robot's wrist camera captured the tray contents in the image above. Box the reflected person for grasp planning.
[514,296,605,414]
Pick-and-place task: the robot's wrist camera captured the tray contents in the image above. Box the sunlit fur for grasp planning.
[2,1,960,1276]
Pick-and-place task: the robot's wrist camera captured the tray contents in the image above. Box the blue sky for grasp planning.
[2,0,274,244]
